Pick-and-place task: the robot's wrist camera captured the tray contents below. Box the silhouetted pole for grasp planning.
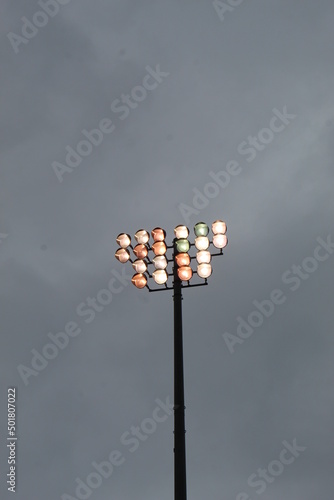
[173,239,187,500]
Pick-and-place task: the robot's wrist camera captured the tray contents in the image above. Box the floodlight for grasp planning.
[133,244,148,259]
[194,222,209,237]
[153,269,168,285]
[174,225,189,239]
[151,228,166,242]
[153,256,168,270]
[152,241,167,256]
[134,229,150,244]
[196,250,211,264]
[175,253,190,267]
[115,248,130,263]
[212,220,227,235]
[197,263,212,279]
[213,234,228,249]
[177,266,192,281]
[131,273,147,289]
[116,233,131,248]
[194,236,209,250]
[175,239,190,253]
[132,259,147,273]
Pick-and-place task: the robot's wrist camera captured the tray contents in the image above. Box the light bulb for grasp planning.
[116,233,131,248]
[213,234,228,249]
[197,263,212,279]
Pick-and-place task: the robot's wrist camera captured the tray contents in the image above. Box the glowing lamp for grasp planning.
[151,228,166,242]
[194,236,209,250]
[131,273,147,289]
[153,256,168,270]
[197,263,212,279]
[115,248,130,263]
[153,269,168,285]
[116,233,131,248]
[175,253,190,267]
[177,266,192,281]
[174,225,189,239]
[133,244,148,259]
[196,250,211,264]
[175,239,190,253]
[152,241,167,256]
[132,259,147,273]
[194,222,209,237]
[134,229,150,244]
[213,234,228,249]
[212,220,227,235]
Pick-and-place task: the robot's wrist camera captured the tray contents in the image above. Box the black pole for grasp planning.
[173,239,187,500]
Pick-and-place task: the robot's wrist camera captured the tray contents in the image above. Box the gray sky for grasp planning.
[1,1,334,499]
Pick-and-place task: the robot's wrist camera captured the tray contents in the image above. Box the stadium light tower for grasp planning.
[115,220,228,500]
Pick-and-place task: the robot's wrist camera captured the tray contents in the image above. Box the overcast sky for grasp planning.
[1,1,334,499]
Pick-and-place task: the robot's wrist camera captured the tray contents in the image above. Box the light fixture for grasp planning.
[194,222,209,237]
[153,269,168,285]
[131,273,147,289]
[177,266,193,281]
[132,259,147,273]
[194,236,209,250]
[115,218,227,291]
[175,253,190,267]
[174,225,189,239]
[151,228,166,242]
[115,248,130,263]
[152,241,167,256]
[153,255,168,270]
[197,263,212,279]
[175,239,190,253]
[212,220,227,235]
[134,229,150,244]
[133,244,148,259]
[116,233,131,248]
[213,234,228,249]
[196,250,211,264]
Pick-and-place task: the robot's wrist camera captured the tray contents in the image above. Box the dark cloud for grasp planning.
[1,0,334,499]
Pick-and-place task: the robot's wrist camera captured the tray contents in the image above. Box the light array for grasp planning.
[115,221,228,291]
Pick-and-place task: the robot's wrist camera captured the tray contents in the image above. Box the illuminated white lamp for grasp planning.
[197,263,212,279]
[174,225,189,239]
[212,220,227,235]
[196,250,211,264]
[213,234,228,249]
[116,233,131,248]
[132,259,147,273]
[134,229,150,244]
[194,236,209,251]
[115,248,130,263]
[153,269,168,285]
[153,256,168,270]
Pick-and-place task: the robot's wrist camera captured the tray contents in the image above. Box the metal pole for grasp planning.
[173,239,187,500]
